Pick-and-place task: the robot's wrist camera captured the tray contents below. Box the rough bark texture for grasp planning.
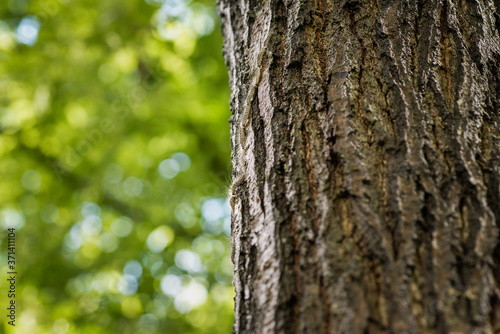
[218,0,500,333]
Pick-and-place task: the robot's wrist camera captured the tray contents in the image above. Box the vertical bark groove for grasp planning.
[218,0,500,332]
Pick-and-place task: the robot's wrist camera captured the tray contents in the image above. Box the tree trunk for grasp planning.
[218,0,500,332]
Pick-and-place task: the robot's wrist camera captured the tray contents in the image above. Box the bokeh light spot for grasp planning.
[65,103,88,128]
[160,274,182,297]
[123,260,143,279]
[121,296,143,318]
[171,152,191,171]
[158,158,180,179]
[201,198,230,233]
[110,216,134,237]
[1,209,25,229]
[122,176,143,197]
[201,198,227,222]
[99,233,119,253]
[81,215,102,236]
[175,249,202,273]
[15,16,40,46]
[21,169,41,192]
[174,281,207,313]
[146,226,174,253]
[80,202,101,218]
[118,274,138,296]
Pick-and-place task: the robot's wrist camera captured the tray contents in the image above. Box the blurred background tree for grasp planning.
[0,0,233,333]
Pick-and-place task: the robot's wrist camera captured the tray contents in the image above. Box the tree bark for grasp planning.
[218,0,500,332]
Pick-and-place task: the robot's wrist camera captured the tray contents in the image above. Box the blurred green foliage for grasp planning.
[0,0,233,332]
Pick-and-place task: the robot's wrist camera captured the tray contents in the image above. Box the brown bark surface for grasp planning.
[218,0,500,333]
